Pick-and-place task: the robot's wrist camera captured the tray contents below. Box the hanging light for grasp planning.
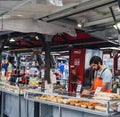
[9,38,15,42]
[4,46,9,49]
[77,16,86,28]
[35,36,39,40]
[113,22,120,29]
[77,23,82,28]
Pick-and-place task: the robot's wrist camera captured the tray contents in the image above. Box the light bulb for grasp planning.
[77,23,82,28]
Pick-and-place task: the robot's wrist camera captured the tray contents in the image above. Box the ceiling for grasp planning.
[0,0,120,51]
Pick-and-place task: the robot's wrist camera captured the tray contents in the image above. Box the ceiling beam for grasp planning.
[41,0,117,22]
[80,14,120,27]
[52,13,120,29]
[51,40,117,48]
[0,0,32,17]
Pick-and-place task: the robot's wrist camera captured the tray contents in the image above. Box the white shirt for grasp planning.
[7,63,12,73]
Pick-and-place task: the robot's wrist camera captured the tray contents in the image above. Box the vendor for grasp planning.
[82,56,112,95]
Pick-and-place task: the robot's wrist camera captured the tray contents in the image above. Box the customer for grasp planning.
[6,57,14,80]
[82,56,112,95]
[59,61,65,74]
[1,59,8,76]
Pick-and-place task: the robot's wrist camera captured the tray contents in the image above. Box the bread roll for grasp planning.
[95,92,118,98]
[95,106,106,112]
[81,104,87,108]
[75,103,81,107]
[95,106,113,112]
[88,105,94,109]
[93,96,112,100]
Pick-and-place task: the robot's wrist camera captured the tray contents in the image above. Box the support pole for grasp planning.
[34,102,39,117]
[109,6,119,73]
[109,6,120,34]
[44,42,51,84]
[44,35,53,84]
[114,53,118,74]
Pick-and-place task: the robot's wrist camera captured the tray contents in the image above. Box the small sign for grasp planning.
[76,92,80,98]
[24,91,28,98]
[94,87,102,95]
[45,83,53,94]
[76,85,82,92]
[74,58,80,66]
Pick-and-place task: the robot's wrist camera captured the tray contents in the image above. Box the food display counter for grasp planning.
[0,81,34,117]
[24,90,120,117]
[0,81,21,117]
[0,80,120,117]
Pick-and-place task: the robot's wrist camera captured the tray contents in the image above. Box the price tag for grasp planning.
[24,91,28,98]
[94,87,102,95]
[76,85,82,98]
[76,85,82,92]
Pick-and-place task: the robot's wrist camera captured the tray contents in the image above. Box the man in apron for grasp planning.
[82,56,112,95]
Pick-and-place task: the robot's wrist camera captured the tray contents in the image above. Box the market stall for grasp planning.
[0,25,119,117]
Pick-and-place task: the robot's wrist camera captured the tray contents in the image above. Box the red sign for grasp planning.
[69,48,86,92]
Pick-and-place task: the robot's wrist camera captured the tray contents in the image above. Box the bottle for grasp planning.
[112,83,117,93]
[117,83,120,95]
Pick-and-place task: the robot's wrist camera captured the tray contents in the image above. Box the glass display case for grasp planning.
[24,90,120,117]
[0,81,27,95]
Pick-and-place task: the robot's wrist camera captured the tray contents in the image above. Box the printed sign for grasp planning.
[76,85,82,92]
[94,87,102,95]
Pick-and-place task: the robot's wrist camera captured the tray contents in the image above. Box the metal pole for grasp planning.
[18,95,21,117]
[25,100,29,117]
[44,42,51,84]
[44,35,53,84]
[34,102,39,117]
[1,92,4,117]
[109,6,120,34]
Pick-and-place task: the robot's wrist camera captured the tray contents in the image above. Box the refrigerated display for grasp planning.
[24,90,120,117]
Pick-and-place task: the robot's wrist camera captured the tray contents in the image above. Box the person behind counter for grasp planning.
[82,56,112,95]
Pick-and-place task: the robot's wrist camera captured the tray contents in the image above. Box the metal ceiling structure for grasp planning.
[0,31,118,52]
[0,0,120,51]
